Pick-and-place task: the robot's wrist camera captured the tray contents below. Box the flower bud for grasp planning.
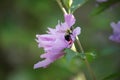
[68,0,73,8]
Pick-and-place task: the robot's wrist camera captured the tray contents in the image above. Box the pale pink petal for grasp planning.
[40,52,64,59]
[73,27,81,37]
[34,58,53,69]
[64,14,75,27]
[47,27,56,34]
[36,34,56,48]
[36,34,55,41]
[56,22,69,33]
[34,52,64,69]
[52,39,68,51]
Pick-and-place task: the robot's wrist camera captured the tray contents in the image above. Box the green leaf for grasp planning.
[64,48,78,63]
[102,72,120,80]
[63,0,73,9]
[77,51,96,61]
[91,0,120,16]
[78,52,86,60]
[85,52,96,61]
[71,0,87,13]
[64,49,96,63]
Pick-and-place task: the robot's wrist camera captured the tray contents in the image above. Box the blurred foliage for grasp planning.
[70,0,88,13]
[63,0,88,13]
[0,0,120,80]
[91,0,120,15]
[64,48,77,63]
[102,72,120,80]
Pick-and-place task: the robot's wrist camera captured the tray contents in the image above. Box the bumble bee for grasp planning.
[64,29,73,44]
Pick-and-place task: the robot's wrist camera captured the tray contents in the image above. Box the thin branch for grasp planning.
[56,0,67,14]
[76,36,96,80]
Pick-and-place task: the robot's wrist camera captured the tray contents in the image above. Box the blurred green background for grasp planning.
[0,0,120,80]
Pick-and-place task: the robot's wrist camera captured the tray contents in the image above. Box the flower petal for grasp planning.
[56,22,69,32]
[36,34,55,41]
[73,27,81,37]
[47,27,56,34]
[64,14,75,27]
[111,22,120,33]
[34,58,53,69]
[36,34,56,48]
[109,34,120,43]
[40,52,64,59]
[109,21,120,43]
[34,51,64,69]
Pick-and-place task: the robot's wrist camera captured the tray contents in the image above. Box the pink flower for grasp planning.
[109,21,120,43]
[34,14,81,69]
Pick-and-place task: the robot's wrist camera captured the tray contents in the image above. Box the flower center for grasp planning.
[65,35,71,41]
[64,29,73,44]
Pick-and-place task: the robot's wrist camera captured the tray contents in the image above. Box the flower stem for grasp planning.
[76,36,96,80]
[56,0,67,14]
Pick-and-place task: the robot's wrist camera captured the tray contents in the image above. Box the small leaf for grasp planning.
[77,52,86,60]
[64,48,78,63]
[71,0,87,13]
[102,72,120,80]
[85,52,96,61]
[91,0,120,16]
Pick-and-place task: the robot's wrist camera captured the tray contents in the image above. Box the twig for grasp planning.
[76,36,96,80]
[56,0,67,14]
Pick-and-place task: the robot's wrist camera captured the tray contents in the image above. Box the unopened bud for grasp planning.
[68,0,73,8]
